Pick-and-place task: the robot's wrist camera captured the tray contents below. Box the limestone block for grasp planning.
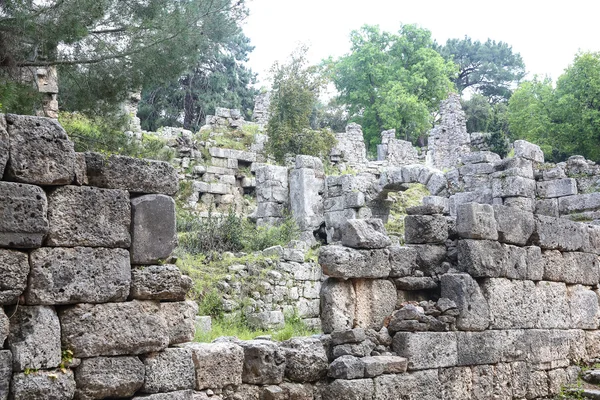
[584,225,600,255]
[141,348,195,393]
[493,156,534,179]
[132,390,193,400]
[536,198,559,217]
[423,196,450,214]
[8,305,61,371]
[558,193,600,214]
[470,364,493,399]
[74,356,144,399]
[456,203,497,240]
[461,151,501,164]
[26,247,130,305]
[130,194,177,264]
[527,370,549,398]
[439,367,472,400]
[182,341,244,390]
[448,190,493,216]
[0,351,10,400]
[526,246,545,281]
[537,178,578,198]
[586,330,600,359]
[459,162,494,176]
[319,245,391,279]
[0,249,29,304]
[11,369,76,400]
[130,264,192,301]
[85,152,178,195]
[328,355,365,379]
[247,311,285,330]
[363,356,407,377]
[456,331,504,365]
[409,244,448,276]
[5,114,75,184]
[373,370,441,400]
[542,251,600,285]
[320,278,355,333]
[160,300,198,345]
[239,340,286,385]
[493,205,535,246]
[331,329,366,346]
[568,285,599,329]
[547,368,569,397]
[404,214,448,244]
[392,332,458,370]
[532,214,588,252]
[481,279,537,329]
[458,240,527,279]
[525,330,572,369]
[59,300,169,358]
[491,176,535,198]
[0,182,48,248]
[332,339,376,359]
[354,279,397,330]
[47,186,130,247]
[514,140,544,162]
[322,379,374,400]
[280,337,328,382]
[426,171,448,195]
[389,245,418,277]
[441,273,489,331]
[341,219,392,249]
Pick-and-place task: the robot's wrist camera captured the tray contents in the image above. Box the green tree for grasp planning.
[138,32,257,132]
[439,37,525,101]
[266,47,336,163]
[0,0,248,113]
[329,24,456,148]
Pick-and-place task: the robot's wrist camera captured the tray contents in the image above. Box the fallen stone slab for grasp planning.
[319,245,391,279]
[130,264,192,301]
[0,181,48,248]
[130,194,177,264]
[11,369,76,400]
[0,249,29,304]
[59,300,169,358]
[26,247,131,305]
[5,114,75,185]
[181,341,244,390]
[46,185,131,247]
[141,348,195,394]
[85,152,178,195]
[74,356,145,400]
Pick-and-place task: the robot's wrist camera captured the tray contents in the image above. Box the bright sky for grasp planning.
[243,0,600,88]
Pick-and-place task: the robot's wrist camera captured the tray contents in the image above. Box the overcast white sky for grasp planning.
[243,0,600,88]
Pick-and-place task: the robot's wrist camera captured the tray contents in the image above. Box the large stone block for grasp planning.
[130,264,191,301]
[240,340,286,385]
[461,151,501,164]
[440,273,489,331]
[532,214,588,252]
[182,341,244,390]
[46,186,131,247]
[491,176,535,198]
[493,156,534,179]
[130,194,177,264]
[559,193,600,214]
[280,337,328,382]
[0,351,11,400]
[456,203,497,240]
[322,379,374,400]
[74,356,145,400]
[247,311,285,330]
[456,331,504,365]
[537,178,578,199]
[8,305,61,371]
[11,369,76,400]
[160,300,198,345]
[85,152,178,195]
[542,250,600,285]
[493,205,535,246]
[341,219,392,249]
[354,279,397,330]
[389,245,418,277]
[535,281,571,329]
[5,114,75,185]
[321,278,355,333]
[132,390,193,400]
[59,300,169,358]
[514,140,544,162]
[526,246,545,281]
[525,329,572,369]
[392,332,458,370]
[0,182,48,248]
[408,244,448,276]
[568,285,599,329]
[404,214,448,244]
[373,370,441,400]
[319,245,391,279]
[439,367,472,400]
[0,249,29,304]
[26,247,131,305]
[458,240,527,279]
[481,279,536,329]
[328,355,365,379]
[141,348,195,393]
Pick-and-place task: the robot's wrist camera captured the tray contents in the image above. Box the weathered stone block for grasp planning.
[320,278,355,333]
[448,190,493,216]
[160,300,198,345]
[456,203,497,240]
[493,205,535,245]
[85,152,178,195]
[182,341,244,390]
[8,305,61,371]
[439,367,472,400]
[408,244,448,276]
[362,356,407,377]
[441,273,489,331]
[322,379,374,400]
[280,337,328,382]
[132,390,193,400]
[354,279,397,330]
[492,175,536,198]
[373,370,441,400]
[458,240,527,279]
[537,178,578,198]
[526,246,544,281]
[559,193,600,214]
[11,369,76,400]
[481,279,536,329]
[536,198,559,217]
[456,331,504,365]
[493,156,534,179]
[568,285,599,329]
[0,249,29,304]
[0,351,11,400]
[130,264,192,301]
[239,340,286,385]
[461,151,501,164]
[514,140,544,162]
[392,332,458,370]
[532,214,588,252]
[130,194,177,264]
[341,219,391,249]
[6,114,75,185]
[59,300,169,358]
[46,186,131,247]
[141,348,195,393]
[542,250,600,285]
[0,182,48,248]
[319,245,391,279]
[328,355,365,379]
[404,214,448,244]
[26,247,130,305]
[74,356,145,399]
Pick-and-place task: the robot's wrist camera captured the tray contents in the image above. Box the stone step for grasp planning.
[583,369,600,384]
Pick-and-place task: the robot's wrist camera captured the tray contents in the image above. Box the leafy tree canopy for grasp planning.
[328,24,456,148]
[438,36,525,102]
[0,0,248,113]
